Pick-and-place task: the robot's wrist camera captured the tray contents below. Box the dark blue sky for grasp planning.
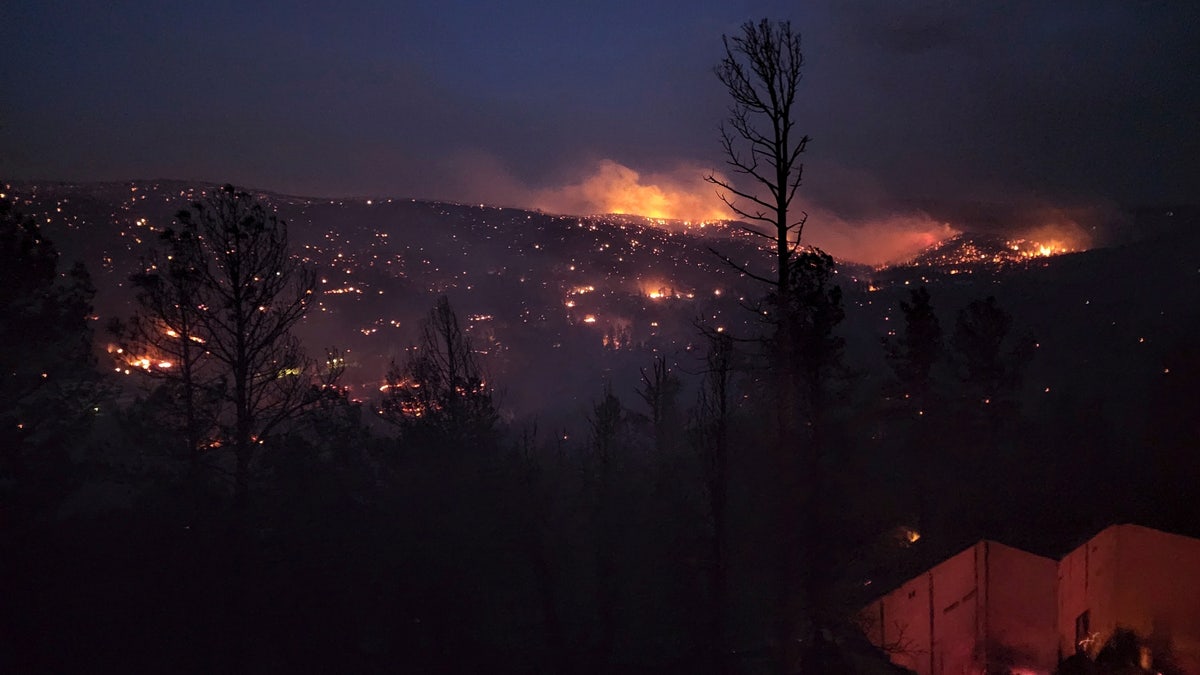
[3,1,1198,244]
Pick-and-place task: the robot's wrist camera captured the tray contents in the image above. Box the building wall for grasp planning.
[862,541,1057,675]
[869,524,1200,675]
[930,541,981,675]
[985,541,1059,673]
[1059,524,1200,673]
[864,566,934,675]
[1058,525,1119,659]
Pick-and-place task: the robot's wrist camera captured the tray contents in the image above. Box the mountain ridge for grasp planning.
[4,179,1196,427]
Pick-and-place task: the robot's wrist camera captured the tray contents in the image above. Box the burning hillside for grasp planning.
[893,230,1087,275]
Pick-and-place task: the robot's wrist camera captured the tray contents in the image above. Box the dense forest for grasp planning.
[3,181,1198,674]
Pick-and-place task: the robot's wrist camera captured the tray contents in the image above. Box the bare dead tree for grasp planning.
[706,18,810,302]
[706,21,822,674]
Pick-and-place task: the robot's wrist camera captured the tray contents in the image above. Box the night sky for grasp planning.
[3,1,1198,260]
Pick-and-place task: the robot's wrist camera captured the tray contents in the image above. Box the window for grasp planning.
[1075,610,1091,652]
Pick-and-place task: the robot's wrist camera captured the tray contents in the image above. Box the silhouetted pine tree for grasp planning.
[118,185,323,507]
[884,285,944,531]
[381,295,499,451]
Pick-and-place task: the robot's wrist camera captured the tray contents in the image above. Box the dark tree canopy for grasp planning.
[117,184,321,504]
[382,295,498,448]
[0,199,98,475]
[886,286,943,396]
[951,295,1035,403]
[782,247,846,391]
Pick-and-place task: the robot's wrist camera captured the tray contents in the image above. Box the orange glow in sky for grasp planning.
[526,159,1098,266]
[534,160,729,222]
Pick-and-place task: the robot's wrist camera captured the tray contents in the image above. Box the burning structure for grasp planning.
[861,524,1200,675]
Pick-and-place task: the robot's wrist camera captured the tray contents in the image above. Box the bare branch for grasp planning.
[712,19,809,297]
[706,173,776,214]
[707,247,775,286]
[710,189,776,225]
[735,223,777,241]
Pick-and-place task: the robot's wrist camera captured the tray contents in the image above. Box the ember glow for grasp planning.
[639,280,691,300]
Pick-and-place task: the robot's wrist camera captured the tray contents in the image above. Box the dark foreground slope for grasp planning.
[3,181,1199,673]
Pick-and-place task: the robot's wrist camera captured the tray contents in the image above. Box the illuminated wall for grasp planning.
[987,541,1060,672]
[866,524,1200,675]
[861,541,1058,675]
[1057,524,1200,673]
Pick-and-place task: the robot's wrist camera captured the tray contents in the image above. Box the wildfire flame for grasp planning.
[1009,222,1091,258]
[521,158,1098,266]
[534,160,729,222]
[638,280,694,300]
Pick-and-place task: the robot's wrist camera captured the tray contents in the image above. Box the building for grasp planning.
[859,540,1058,675]
[1058,524,1200,674]
[862,524,1200,675]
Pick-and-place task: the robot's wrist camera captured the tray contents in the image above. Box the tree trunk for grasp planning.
[773,326,806,675]
[530,526,571,674]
